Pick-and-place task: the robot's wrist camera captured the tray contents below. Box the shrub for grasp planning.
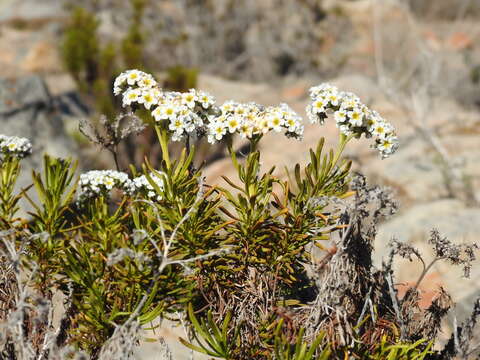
[0,71,478,360]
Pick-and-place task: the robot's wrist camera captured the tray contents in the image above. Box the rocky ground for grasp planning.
[1,0,479,358]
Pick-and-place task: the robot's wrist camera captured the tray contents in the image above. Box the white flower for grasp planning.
[257,116,270,134]
[151,106,163,122]
[161,102,178,121]
[169,117,185,133]
[113,74,127,95]
[126,69,142,85]
[238,124,253,139]
[371,122,394,139]
[327,91,340,107]
[312,98,327,114]
[138,89,158,110]
[212,121,228,141]
[341,92,361,109]
[306,104,319,124]
[334,110,347,124]
[376,135,398,158]
[267,112,284,132]
[139,74,157,88]
[348,108,364,127]
[198,91,215,109]
[309,83,338,99]
[131,171,165,200]
[339,124,353,136]
[221,101,236,113]
[122,88,141,107]
[227,116,241,133]
[78,170,132,201]
[285,116,300,132]
[171,130,184,142]
[0,135,32,158]
[182,91,197,109]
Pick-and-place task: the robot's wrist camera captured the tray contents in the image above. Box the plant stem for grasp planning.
[332,133,354,169]
[414,258,439,290]
[111,147,121,172]
[249,136,261,154]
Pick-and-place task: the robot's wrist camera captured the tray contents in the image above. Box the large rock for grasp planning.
[0,76,82,212]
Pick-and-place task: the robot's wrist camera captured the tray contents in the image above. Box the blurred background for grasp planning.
[0,0,479,358]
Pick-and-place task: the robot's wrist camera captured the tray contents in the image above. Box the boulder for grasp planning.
[0,76,82,213]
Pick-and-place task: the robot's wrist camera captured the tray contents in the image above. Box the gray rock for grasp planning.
[0,0,64,23]
[0,75,81,213]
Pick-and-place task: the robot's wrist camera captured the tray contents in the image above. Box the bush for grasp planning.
[0,71,478,359]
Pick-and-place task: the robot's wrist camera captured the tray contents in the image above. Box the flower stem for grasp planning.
[332,133,353,169]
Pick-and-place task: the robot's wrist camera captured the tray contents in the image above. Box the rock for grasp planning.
[20,40,62,74]
[0,0,64,23]
[0,76,81,213]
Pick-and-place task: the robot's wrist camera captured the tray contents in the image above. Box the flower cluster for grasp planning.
[151,89,217,141]
[113,70,217,141]
[130,171,166,201]
[0,134,32,158]
[78,170,133,201]
[114,69,157,96]
[306,84,398,158]
[207,101,304,144]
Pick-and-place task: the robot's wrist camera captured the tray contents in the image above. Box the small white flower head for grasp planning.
[113,73,127,95]
[138,74,157,88]
[131,171,166,201]
[238,123,253,139]
[78,170,133,201]
[371,121,392,139]
[257,116,271,134]
[312,98,328,114]
[326,90,340,107]
[348,108,364,127]
[169,117,185,133]
[307,83,398,158]
[114,69,159,99]
[227,115,241,133]
[161,101,179,121]
[144,89,217,140]
[181,91,198,109]
[0,135,32,158]
[209,101,303,140]
[334,110,347,124]
[267,111,284,132]
[221,101,237,114]
[207,121,227,143]
[375,135,399,158]
[341,92,361,110]
[198,91,215,109]
[138,89,158,110]
[309,83,338,99]
[122,88,141,107]
[126,69,142,86]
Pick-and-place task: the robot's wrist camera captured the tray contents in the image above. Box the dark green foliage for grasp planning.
[61,7,100,91]
[121,0,148,69]
[164,66,199,92]
[0,156,23,228]
[179,303,238,358]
